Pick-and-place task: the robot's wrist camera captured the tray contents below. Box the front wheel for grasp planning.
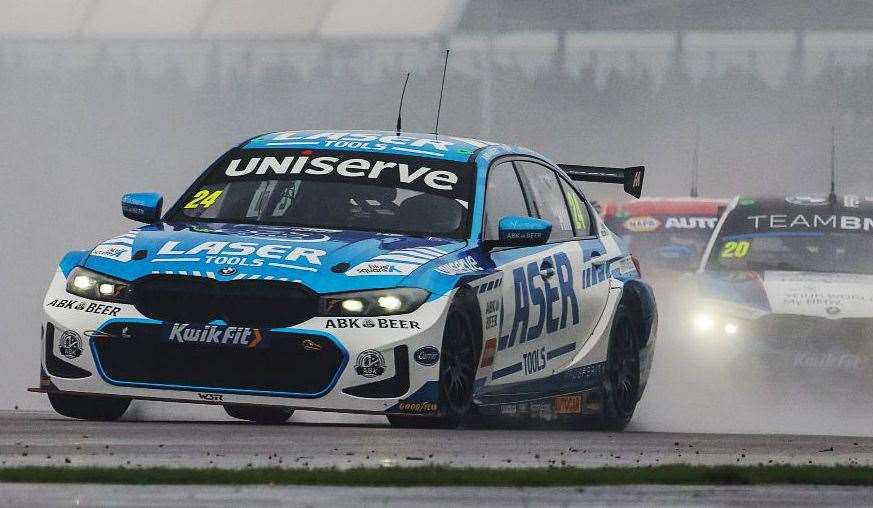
[598,302,641,431]
[48,392,131,421]
[224,404,293,424]
[388,300,477,429]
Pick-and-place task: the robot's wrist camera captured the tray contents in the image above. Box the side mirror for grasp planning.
[121,192,163,224]
[491,216,551,248]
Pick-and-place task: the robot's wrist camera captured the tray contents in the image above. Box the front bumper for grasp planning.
[39,269,450,415]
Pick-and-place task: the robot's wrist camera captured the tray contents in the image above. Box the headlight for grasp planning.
[691,311,741,336]
[66,267,131,303]
[319,288,429,316]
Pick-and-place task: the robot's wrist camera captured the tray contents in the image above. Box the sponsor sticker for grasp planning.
[553,395,583,415]
[345,262,415,276]
[326,318,421,330]
[162,323,266,348]
[413,346,440,366]
[435,256,482,275]
[197,393,223,401]
[46,299,121,317]
[397,401,438,414]
[355,349,386,378]
[623,216,660,232]
[58,330,82,359]
[480,338,497,368]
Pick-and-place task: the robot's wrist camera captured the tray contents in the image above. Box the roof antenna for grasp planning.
[433,49,450,136]
[395,72,411,136]
[829,125,838,204]
[690,123,700,198]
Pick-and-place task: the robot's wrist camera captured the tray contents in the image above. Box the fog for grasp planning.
[2,1,873,435]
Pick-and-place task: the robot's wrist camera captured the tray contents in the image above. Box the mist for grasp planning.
[2,1,873,435]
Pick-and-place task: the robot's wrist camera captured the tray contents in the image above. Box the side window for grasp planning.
[484,162,530,240]
[559,178,593,236]
[516,161,575,242]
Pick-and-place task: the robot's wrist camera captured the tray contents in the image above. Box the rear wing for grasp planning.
[558,164,645,198]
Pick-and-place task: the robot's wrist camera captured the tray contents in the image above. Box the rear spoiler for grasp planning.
[558,164,645,198]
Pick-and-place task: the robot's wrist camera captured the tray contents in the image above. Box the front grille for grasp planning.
[130,275,318,328]
[92,322,345,397]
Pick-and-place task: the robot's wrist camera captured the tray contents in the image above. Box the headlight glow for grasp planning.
[724,323,739,335]
[377,295,403,312]
[65,267,131,303]
[320,288,429,316]
[341,299,365,313]
[692,313,716,332]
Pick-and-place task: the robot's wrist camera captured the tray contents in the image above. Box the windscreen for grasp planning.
[170,149,474,239]
[705,203,873,274]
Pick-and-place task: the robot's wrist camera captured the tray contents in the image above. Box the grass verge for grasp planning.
[0,465,872,486]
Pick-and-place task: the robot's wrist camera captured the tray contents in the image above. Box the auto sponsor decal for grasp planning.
[162,323,266,348]
[746,214,873,232]
[355,349,386,378]
[197,393,223,401]
[214,148,472,199]
[346,246,448,276]
[325,318,421,330]
[89,231,138,262]
[58,330,82,359]
[434,255,482,275]
[152,241,325,272]
[522,346,547,375]
[396,401,438,414]
[622,216,660,232]
[480,338,497,368]
[484,299,500,330]
[664,216,719,229]
[413,346,440,366]
[345,261,415,276]
[553,395,583,415]
[498,252,579,352]
[46,299,121,317]
[248,131,496,160]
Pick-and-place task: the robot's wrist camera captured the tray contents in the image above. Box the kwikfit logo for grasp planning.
[165,324,264,348]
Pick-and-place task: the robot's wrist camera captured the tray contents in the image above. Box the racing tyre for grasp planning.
[47,392,131,421]
[388,300,477,429]
[598,302,641,431]
[224,404,293,424]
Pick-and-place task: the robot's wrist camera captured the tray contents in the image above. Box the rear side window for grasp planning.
[516,161,575,242]
[484,162,530,240]
[560,178,592,236]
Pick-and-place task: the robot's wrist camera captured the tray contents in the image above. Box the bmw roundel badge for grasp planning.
[219,266,237,276]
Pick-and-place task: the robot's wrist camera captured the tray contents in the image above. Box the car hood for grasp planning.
[695,270,873,319]
[82,222,466,293]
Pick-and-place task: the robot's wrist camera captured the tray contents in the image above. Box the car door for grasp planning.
[556,176,611,357]
[479,160,554,387]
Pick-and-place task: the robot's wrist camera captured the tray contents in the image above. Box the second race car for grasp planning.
[683,194,873,377]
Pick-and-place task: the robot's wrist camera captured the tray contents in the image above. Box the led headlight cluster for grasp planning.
[66,267,132,303]
[319,288,429,316]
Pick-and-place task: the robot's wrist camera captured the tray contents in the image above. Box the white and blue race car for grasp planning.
[35,130,657,429]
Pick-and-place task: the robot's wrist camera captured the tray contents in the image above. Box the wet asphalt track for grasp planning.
[4,484,873,507]
[2,410,872,470]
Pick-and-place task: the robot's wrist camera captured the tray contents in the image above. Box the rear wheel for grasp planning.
[48,392,131,421]
[224,404,293,424]
[598,302,641,431]
[388,300,477,429]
